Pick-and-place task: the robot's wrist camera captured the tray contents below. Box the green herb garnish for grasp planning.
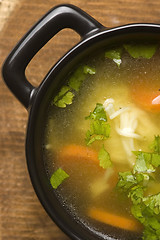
[85,103,110,145]
[86,121,110,145]
[53,86,74,108]
[68,65,96,91]
[117,136,160,239]
[124,43,158,59]
[50,168,69,189]
[68,66,86,91]
[98,145,112,169]
[133,151,155,174]
[85,103,107,121]
[83,65,96,75]
[105,47,123,67]
[53,65,96,108]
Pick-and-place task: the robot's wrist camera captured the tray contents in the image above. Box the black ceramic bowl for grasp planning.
[2,4,160,240]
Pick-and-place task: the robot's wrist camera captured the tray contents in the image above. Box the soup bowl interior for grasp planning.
[26,28,160,240]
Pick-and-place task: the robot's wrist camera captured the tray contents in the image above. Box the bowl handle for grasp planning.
[2,4,104,109]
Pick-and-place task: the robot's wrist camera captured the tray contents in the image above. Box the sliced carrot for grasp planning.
[59,144,99,164]
[88,207,142,232]
[130,81,160,112]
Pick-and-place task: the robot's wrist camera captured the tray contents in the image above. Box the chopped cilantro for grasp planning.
[117,136,160,240]
[68,66,86,91]
[128,185,144,205]
[131,201,160,240]
[85,103,110,145]
[133,151,155,174]
[68,65,96,91]
[151,153,160,168]
[124,43,158,59]
[86,120,110,145]
[86,103,107,121]
[117,171,137,190]
[143,193,160,215]
[53,64,96,108]
[83,65,96,75]
[105,47,123,67]
[50,168,69,189]
[53,86,74,108]
[98,145,112,169]
[117,171,147,191]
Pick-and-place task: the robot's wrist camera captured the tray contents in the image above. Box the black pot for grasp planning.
[2,4,160,240]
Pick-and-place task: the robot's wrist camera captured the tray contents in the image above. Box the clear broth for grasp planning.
[43,43,160,239]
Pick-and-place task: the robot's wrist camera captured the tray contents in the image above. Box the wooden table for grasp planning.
[0,0,160,239]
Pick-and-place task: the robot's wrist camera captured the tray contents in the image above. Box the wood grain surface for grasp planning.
[1,0,160,239]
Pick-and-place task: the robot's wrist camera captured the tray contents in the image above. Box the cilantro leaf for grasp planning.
[128,185,144,205]
[151,153,160,168]
[68,65,96,91]
[133,151,155,173]
[68,66,86,91]
[143,227,160,240]
[86,103,107,121]
[124,43,158,59]
[105,47,123,67]
[85,103,110,145]
[131,203,145,223]
[83,65,96,75]
[53,64,96,108]
[50,168,69,189]
[131,194,160,239]
[98,145,112,169]
[86,121,110,145]
[53,86,74,108]
[117,136,160,240]
[116,171,138,190]
[143,193,160,215]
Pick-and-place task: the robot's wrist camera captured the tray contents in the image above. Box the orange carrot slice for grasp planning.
[88,207,142,232]
[59,144,99,164]
[131,82,160,112]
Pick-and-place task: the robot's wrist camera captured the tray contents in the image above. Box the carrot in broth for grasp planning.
[59,144,99,164]
[88,207,142,232]
[131,81,160,112]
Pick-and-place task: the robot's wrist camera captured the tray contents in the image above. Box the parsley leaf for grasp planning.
[128,185,144,205]
[53,86,74,108]
[117,136,160,240]
[151,153,160,168]
[86,120,110,145]
[117,171,138,190]
[133,151,155,174]
[143,227,160,240]
[68,65,96,91]
[85,103,110,145]
[124,43,158,59]
[105,47,123,67]
[143,193,160,215]
[132,202,160,240]
[83,65,96,75]
[117,171,148,192]
[86,103,107,121]
[68,66,86,91]
[98,145,112,169]
[50,168,69,189]
[53,65,96,108]
[131,204,145,224]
